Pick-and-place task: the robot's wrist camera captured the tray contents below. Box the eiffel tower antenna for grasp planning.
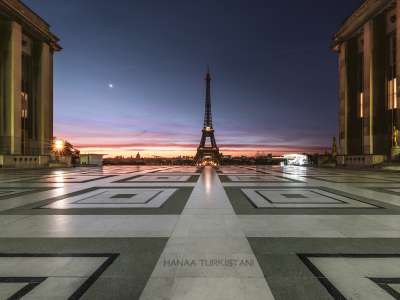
[204,66,212,128]
[194,67,221,167]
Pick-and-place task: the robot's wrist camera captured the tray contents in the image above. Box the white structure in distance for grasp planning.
[281,154,309,166]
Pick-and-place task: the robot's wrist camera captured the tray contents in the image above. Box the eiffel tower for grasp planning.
[194,68,221,167]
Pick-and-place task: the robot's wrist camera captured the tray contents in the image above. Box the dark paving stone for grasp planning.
[219,175,302,183]
[114,175,199,183]
[1,187,193,215]
[0,238,167,300]
[248,238,400,300]
[0,187,56,201]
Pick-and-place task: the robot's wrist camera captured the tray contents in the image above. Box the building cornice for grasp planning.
[0,0,61,51]
[332,0,392,51]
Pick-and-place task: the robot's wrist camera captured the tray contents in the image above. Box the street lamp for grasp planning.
[53,139,65,163]
[54,139,64,152]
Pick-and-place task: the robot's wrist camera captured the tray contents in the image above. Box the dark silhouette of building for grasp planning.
[332,0,400,166]
[194,68,220,166]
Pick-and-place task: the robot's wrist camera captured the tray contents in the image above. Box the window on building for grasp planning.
[359,92,364,118]
[21,34,34,154]
[387,32,397,110]
[388,78,398,109]
[21,92,28,119]
[356,37,364,118]
[0,42,6,135]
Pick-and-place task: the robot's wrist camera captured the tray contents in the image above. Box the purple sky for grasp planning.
[23,0,364,156]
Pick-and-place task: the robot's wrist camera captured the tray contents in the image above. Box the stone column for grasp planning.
[49,49,54,149]
[338,42,348,155]
[363,21,374,155]
[38,43,52,155]
[2,21,22,155]
[389,0,400,159]
[395,0,400,141]
[10,22,22,155]
[0,20,8,153]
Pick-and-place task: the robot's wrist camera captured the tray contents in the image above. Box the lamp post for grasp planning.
[53,139,65,162]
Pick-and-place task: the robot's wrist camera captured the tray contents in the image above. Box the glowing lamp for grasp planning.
[54,139,64,151]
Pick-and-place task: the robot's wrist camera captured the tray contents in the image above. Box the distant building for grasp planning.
[0,0,61,167]
[80,154,104,166]
[332,0,400,165]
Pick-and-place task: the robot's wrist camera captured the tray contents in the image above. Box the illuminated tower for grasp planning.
[194,68,220,166]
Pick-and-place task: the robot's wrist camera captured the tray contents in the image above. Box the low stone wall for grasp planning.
[0,155,49,168]
[336,155,386,166]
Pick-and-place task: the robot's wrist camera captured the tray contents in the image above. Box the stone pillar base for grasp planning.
[0,155,49,168]
[336,155,387,166]
[391,147,400,160]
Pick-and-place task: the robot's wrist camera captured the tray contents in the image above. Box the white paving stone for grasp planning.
[0,215,178,237]
[239,215,400,237]
[140,167,275,299]
[128,175,191,182]
[228,175,291,182]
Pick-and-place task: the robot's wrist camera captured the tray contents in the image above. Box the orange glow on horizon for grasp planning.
[76,145,328,158]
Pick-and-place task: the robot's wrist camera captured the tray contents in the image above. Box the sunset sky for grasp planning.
[24,0,363,157]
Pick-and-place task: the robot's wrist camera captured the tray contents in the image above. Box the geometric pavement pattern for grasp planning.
[0,253,118,299]
[227,175,294,183]
[241,187,378,208]
[299,254,400,300]
[0,165,400,299]
[40,188,177,209]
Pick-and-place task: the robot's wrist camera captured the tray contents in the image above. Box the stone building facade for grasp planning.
[333,0,400,165]
[0,0,60,167]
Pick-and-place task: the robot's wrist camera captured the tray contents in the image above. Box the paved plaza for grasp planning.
[1,165,400,299]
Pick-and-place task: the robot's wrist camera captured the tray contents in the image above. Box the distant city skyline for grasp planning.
[24,0,364,157]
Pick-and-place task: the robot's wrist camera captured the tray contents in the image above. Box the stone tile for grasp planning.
[170,277,274,300]
[1,165,400,299]
[0,215,178,237]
